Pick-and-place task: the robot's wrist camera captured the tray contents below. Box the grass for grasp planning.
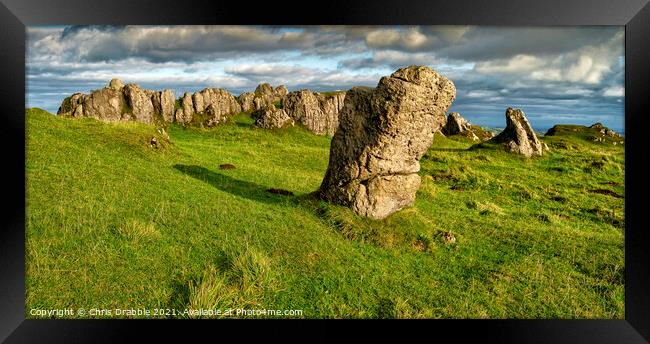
[25,108,624,319]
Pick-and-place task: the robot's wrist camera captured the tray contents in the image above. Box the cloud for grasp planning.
[603,86,624,97]
[26,25,625,132]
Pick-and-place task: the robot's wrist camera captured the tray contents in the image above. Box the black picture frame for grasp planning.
[2,0,649,342]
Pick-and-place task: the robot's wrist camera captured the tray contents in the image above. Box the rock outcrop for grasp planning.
[58,79,175,125]
[239,92,256,112]
[319,66,456,219]
[489,107,544,157]
[544,122,623,145]
[239,83,288,112]
[282,91,346,136]
[172,88,242,126]
[440,112,494,141]
[58,79,242,127]
[442,112,472,136]
[254,105,294,129]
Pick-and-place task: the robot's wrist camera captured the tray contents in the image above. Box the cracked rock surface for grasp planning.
[319,66,456,219]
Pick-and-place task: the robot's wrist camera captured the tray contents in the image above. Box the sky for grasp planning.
[26,25,625,132]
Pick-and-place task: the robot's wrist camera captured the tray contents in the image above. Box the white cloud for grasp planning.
[603,86,624,97]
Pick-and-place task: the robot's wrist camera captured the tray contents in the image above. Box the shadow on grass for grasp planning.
[428,147,470,152]
[173,164,303,205]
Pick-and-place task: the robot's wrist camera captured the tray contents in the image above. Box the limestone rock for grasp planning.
[282,90,346,136]
[159,90,175,122]
[109,78,124,90]
[180,92,194,123]
[490,107,544,157]
[319,66,456,219]
[79,87,125,121]
[255,83,274,96]
[443,112,471,136]
[275,85,288,98]
[58,79,176,124]
[193,92,205,113]
[123,84,155,123]
[239,92,256,112]
[193,88,242,125]
[254,105,294,129]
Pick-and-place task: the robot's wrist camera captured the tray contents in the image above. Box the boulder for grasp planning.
[275,85,288,98]
[254,105,294,129]
[319,65,456,219]
[443,112,472,136]
[195,88,242,123]
[282,90,346,136]
[159,90,175,122]
[255,83,275,96]
[239,92,256,112]
[78,86,125,121]
[193,92,205,113]
[489,107,544,157]
[177,92,194,124]
[108,78,124,90]
[123,84,155,123]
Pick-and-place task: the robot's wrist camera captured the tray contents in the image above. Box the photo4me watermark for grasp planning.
[29,308,304,318]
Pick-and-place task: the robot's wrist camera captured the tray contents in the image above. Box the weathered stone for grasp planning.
[282,90,346,136]
[319,66,456,219]
[193,92,205,113]
[194,88,242,125]
[443,112,472,136]
[489,107,544,157]
[254,105,294,129]
[239,92,256,112]
[275,85,288,97]
[108,78,124,90]
[79,87,125,121]
[174,108,190,124]
[159,90,175,122]
[255,83,274,96]
[123,84,155,123]
[59,80,176,124]
[181,92,194,123]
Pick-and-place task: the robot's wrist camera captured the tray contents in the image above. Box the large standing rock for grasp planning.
[123,84,155,123]
[443,112,472,136]
[177,92,194,124]
[159,89,175,122]
[319,66,456,219]
[490,107,544,157]
[282,90,345,136]
[193,92,205,113]
[78,87,125,121]
[194,88,242,124]
[254,105,294,129]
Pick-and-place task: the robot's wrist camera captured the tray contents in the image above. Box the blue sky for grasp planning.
[26,25,625,132]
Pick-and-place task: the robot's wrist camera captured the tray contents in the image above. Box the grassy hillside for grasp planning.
[25,108,624,318]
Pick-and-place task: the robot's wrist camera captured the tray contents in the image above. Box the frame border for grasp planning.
[2,0,649,342]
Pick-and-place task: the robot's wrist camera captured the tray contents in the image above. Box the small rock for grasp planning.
[442,232,456,245]
[219,164,236,170]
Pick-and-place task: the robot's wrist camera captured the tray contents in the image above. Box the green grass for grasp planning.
[25,108,624,319]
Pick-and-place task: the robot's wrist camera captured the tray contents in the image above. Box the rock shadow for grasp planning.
[173,164,296,206]
[428,147,470,152]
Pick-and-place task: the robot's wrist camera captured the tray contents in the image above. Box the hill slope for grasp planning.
[26,108,624,318]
